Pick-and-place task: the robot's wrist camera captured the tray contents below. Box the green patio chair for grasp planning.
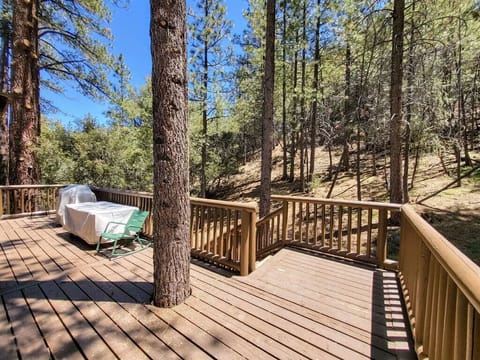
[96,210,151,257]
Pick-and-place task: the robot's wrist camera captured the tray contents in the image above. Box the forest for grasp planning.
[1,0,479,203]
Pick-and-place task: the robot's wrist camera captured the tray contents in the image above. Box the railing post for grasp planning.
[282,200,288,245]
[249,208,257,273]
[240,209,251,276]
[376,209,387,268]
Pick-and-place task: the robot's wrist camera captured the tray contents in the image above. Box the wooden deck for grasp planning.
[0,216,415,359]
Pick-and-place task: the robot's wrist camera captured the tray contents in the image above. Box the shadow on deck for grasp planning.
[0,216,415,359]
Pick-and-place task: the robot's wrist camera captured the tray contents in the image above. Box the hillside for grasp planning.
[217,145,480,265]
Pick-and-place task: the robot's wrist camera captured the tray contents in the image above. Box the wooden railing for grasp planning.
[256,205,286,258]
[190,198,257,275]
[399,204,480,359]
[258,195,401,267]
[93,187,257,275]
[0,184,64,218]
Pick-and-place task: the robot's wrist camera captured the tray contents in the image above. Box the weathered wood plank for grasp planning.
[23,285,83,360]
[0,296,18,359]
[3,290,50,359]
[88,262,210,360]
[68,269,181,360]
[38,281,116,359]
[58,278,149,359]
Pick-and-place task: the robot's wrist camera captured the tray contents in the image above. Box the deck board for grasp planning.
[0,216,415,359]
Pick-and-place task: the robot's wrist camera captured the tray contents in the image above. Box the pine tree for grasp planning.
[151,0,191,307]
[189,0,232,197]
[259,0,275,217]
[389,0,405,205]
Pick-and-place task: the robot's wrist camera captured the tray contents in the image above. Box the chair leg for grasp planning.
[96,237,102,253]
[111,238,119,257]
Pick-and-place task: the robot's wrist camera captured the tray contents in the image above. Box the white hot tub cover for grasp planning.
[55,185,97,225]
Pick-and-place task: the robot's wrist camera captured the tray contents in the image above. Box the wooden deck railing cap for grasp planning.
[271,194,402,210]
[402,204,480,313]
[190,197,258,212]
[0,184,66,190]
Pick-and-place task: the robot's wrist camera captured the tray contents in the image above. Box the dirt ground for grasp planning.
[218,145,480,265]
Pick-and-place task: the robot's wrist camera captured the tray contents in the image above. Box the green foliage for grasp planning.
[37,119,76,184]
[38,115,152,191]
[38,0,125,109]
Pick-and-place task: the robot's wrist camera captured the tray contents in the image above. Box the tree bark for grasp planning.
[0,13,9,185]
[456,18,471,167]
[289,30,299,183]
[389,0,405,205]
[342,42,352,171]
[309,0,321,183]
[299,0,306,192]
[403,0,415,203]
[200,0,209,198]
[9,0,40,185]
[259,0,275,217]
[281,0,288,180]
[150,0,191,307]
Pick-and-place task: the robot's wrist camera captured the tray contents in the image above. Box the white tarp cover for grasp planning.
[63,201,138,245]
[55,185,97,225]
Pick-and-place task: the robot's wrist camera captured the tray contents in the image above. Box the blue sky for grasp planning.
[44,0,248,127]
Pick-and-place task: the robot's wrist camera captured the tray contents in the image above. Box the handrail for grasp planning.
[399,204,480,359]
[191,197,258,212]
[271,195,402,210]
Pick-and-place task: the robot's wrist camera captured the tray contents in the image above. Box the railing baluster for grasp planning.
[219,208,225,257]
[356,208,362,255]
[305,202,310,244]
[337,206,343,251]
[347,207,352,253]
[313,204,318,246]
[441,276,456,359]
[291,201,296,242]
[206,208,211,253]
[328,205,334,249]
[226,210,232,259]
[321,204,326,247]
[366,208,372,257]
[427,260,440,356]
[299,201,303,243]
[452,289,468,359]
[190,205,194,249]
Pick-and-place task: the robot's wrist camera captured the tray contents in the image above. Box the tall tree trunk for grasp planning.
[289,31,299,183]
[389,0,405,205]
[356,114,361,200]
[0,12,9,185]
[309,0,321,183]
[151,0,191,307]
[200,0,209,198]
[342,42,352,171]
[403,0,415,202]
[456,18,471,167]
[281,0,288,180]
[471,67,478,149]
[10,0,40,185]
[259,0,275,217]
[299,0,306,192]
